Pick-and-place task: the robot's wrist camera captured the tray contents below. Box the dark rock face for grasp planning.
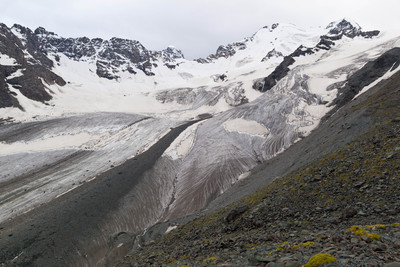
[0,23,186,108]
[0,72,17,108]
[215,43,246,58]
[291,45,314,57]
[195,42,247,63]
[162,46,185,61]
[0,24,66,108]
[257,56,295,92]
[35,29,184,79]
[325,47,400,119]
[96,60,120,80]
[318,19,380,50]
[315,38,336,50]
[261,48,284,62]
[326,19,379,39]
[254,19,380,92]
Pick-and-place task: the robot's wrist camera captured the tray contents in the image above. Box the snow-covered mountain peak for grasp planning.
[260,22,279,32]
[254,19,384,93]
[327,18,362,38]
[34,26,57,37]
[10,24,34,44]
[196,22,325,64]
[11,23,29,33]
[326,18,360,30]
[325,18,379,39]
[253,22,323,42]
[162,46,185,60]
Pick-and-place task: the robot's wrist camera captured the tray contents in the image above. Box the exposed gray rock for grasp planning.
[196,42,247,63]
[0,24,65,108]
[262,48,284,62]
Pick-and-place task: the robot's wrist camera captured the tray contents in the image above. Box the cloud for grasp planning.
[1,0,399,59]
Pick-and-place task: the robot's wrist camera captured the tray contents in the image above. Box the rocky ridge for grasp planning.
[0,23,185,108]
[35,27,185,78]
[195,23,281,63]
[0,23,66,109]
[195,42,247,63]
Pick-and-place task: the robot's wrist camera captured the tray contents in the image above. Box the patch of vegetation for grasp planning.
[346,225,381,240]
[292,241,315,249]
[203,256,217,263]
[304,253,337,267]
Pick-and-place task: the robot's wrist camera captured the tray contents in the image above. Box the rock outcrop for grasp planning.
[35,28,184,79]
[0,23,185,108]
[0,24,66,108]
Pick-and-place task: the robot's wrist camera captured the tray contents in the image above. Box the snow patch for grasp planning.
[0,54,18,66]
[164,121,202,160]
[223,118,268,136]
[7,68,25,79]
[298,104,329,134]
[238,171,251,181]
[165,225,177,234]
[307,76,341,103]
[0,133,96,155]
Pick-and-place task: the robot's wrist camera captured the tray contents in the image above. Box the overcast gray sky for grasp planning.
[1,0,399,59]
